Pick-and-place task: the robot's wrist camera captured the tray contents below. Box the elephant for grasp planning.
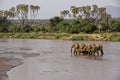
[85,44,92,55]
[78,44,86,55]
[85,43,104,56]
[71,43,86,56]
[71,43,79,56]
[94,44,104,56]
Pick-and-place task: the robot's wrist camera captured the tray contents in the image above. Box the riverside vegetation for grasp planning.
[0,4,120,41]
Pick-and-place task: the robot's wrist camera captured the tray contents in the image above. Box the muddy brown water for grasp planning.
[0,39,120,80]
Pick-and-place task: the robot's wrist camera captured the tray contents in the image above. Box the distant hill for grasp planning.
[11,19,50,25]
[106,5,120,18]
[115,17,120,22]
[11,19,71,24]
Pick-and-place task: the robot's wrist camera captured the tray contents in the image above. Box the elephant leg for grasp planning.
[92,52,96,56]
[96,51,99,56]
[74,49,76,56]
[86,52,88,55]
[86,51,89,55]
[71,48,73,56]
[75,49,78,56]
[90,51,93,55]
[76,51,78,55]
[82,51,85,55]
[79,50,82,55]
[88,51,91,55]
[79,52,81,55]
[100,49,104,56]
[88,52,90,55]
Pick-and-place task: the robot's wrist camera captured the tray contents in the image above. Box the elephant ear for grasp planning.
[71,44,76,48]
[76,43,79,49]
[85,45,89,51]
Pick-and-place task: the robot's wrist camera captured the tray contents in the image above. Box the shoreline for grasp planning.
[0,56,23,80]
[0,32,120,41]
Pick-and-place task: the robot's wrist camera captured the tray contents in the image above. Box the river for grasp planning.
[0,39,120,80]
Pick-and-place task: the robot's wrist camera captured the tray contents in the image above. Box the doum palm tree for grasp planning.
[60,10,69,19]
[15,4,29,32]
[30,5,40,24]
[70,6,79,19]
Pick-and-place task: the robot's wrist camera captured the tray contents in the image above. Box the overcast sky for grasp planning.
[0,0,120,19]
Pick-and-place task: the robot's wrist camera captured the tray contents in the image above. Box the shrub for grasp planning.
[80,22,96,33]
[56,21,71,33]
[110,19,120,32]
[71,36,84,41]
[0,17,10,32]
[55,34,61,39]
[70,20,82,33]
[108,33,120,41]
[49,16,63,27]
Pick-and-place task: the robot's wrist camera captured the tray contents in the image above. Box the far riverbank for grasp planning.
[0,32,120,41]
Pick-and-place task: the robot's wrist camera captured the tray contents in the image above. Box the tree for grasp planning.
[60,10,69,19]
[84,5,91,19]
[110,19,120,32]
[70,6,79,19]
[8,7,15,20]
[15,4,29,27]
[8,4,40,32]
[0,15,10,32]
[30,5,40,24]
[49,16,63,32]
[97,23,105,32]
[56,21,71,33]
[49,16,63,27]
[91,4,98,19]
[0,10,4,19]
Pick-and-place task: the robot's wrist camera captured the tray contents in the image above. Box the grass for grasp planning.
[108,33,120,41]
[71,35,84,40]
[0,32,120,41]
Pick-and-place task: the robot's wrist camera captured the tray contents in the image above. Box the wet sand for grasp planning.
[0,57,22,80]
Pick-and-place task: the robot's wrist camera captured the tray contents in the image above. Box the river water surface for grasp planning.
[0,39,120,80]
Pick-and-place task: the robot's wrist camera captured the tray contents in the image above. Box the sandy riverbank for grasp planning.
[0,33,120,41]
[0,57,23,80]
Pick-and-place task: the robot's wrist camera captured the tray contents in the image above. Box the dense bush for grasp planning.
[56,21,71,33]
[80,23,96,33]
[49,16,63,27]
[0,17,10,32]
[110,19,120,32]
[69,20,96,33]
[70,20,82,33]
[49,16,64,32]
